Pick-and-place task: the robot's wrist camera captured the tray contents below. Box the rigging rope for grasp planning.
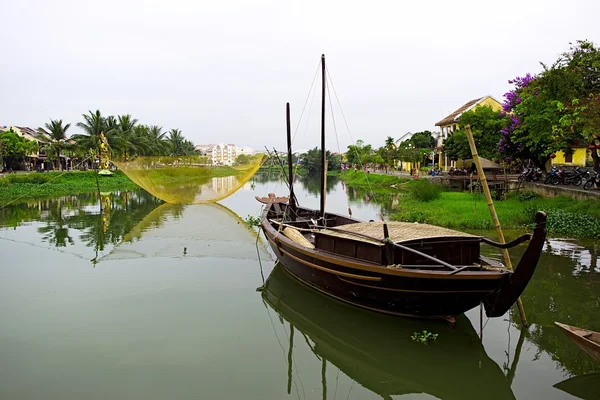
[326,66,381,217]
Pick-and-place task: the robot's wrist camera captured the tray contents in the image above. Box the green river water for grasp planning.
[0,174,599,399]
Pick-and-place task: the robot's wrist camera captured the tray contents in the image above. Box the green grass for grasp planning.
[0,171,139,205]
[340,171,410,189]
[390,190,600,238]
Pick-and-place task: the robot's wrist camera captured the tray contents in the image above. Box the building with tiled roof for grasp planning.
[435,95,502,170]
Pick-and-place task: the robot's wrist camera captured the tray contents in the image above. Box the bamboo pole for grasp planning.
[464,125,528,327]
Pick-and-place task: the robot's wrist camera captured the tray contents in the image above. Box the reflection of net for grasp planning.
[114,154,265,204]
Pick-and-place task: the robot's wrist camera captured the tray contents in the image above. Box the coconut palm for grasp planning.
[148,125,168,155]
[73,110,105,153]
[117,114,141,160]
[168,128,186,156]
[36,119,71,170]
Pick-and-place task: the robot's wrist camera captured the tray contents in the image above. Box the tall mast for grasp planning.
[320,54,326,219]
[286,103,296,217]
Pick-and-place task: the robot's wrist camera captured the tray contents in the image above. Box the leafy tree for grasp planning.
[299,147,341,176]
[36,119,71,170]
[408,131,435,149]
[499,40,600,167]
[0,129,39,169]
[443,106,505,162]
[346,140,373,166]
[443,130,471,161]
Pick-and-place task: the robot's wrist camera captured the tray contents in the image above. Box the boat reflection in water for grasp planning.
[553,373,600,400]
[262,264,515,400]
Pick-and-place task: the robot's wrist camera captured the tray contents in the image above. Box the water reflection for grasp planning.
[263,264,515,400]
[0,190,270,267]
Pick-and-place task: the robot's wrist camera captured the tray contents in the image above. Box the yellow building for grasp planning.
[550,147,590,169]
[434,95,503,170]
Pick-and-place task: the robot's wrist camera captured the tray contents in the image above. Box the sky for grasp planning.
[1,0,598,153]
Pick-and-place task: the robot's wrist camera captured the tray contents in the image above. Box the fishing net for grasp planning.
[113,154,266,204]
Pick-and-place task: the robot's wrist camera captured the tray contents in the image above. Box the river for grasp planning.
[0,173,599,399]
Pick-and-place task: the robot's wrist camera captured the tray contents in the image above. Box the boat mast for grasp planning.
[286,103,297,218]
[320,54,326,219]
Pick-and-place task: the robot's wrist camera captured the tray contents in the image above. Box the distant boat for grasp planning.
[555,322,600,362]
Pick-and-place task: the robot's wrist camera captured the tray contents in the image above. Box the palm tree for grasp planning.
[72,110,106,153]
[37,119,71,170]
[148,125,168,155]
[117,114,140,160]
[168,128,185,156]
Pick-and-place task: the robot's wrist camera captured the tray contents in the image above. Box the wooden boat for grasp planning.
[258,54,547,320]
[262,264,516,399]
[555,322,600,362]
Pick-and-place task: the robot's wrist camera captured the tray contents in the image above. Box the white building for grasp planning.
[195,143,256,166]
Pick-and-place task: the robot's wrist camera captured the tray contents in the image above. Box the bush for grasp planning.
[406,180,442,202]
[7,174,51,184]
[518,191,541,202]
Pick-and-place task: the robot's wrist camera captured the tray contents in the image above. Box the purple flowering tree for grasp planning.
[498,73,558,168]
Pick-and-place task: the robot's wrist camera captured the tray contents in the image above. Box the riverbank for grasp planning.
[0,171,139,204]
[390,189,600,238]
[339,171,410,190]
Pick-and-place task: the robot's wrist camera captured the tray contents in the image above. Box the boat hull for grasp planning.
[264,228,504,319]
[555,322,600,362]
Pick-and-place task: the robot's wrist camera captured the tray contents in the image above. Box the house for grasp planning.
[434,95,502,170]
[3,126,75,170]
[551,147,590,169]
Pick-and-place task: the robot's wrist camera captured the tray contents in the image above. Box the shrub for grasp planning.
[518,191,541,202]
[7,174,51,184]
[406,180,442,202]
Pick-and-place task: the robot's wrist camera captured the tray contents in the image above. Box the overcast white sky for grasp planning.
[1,0,598,152]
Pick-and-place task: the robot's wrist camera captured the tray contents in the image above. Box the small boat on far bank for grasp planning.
[555,322,600,362]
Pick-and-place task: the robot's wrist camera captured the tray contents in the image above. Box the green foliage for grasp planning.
[36,119,71,170]
[0,129,39,169]
[7,174,52,184]
[244,215,262,227]
[346,140,373,166]
[411,330,438,344]
[517,191,541,202]
[390,191,600,238]
[340,171,409,189]
[299,147,341,176]
[443,130,470,161]
[501,40,600,167]
[0,171,139,204]
[406,180,442,202]
[235,154,255,165]
[408,131,436,149]
[545,209,600,237]
[443,106,505,162]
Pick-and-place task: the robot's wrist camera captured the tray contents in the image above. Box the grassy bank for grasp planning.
[340,171,410,190]
[391,185,600,238]
[0,171,140,204]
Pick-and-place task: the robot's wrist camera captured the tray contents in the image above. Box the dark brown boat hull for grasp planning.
[264,230,504,318]
[260,203,546,320]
